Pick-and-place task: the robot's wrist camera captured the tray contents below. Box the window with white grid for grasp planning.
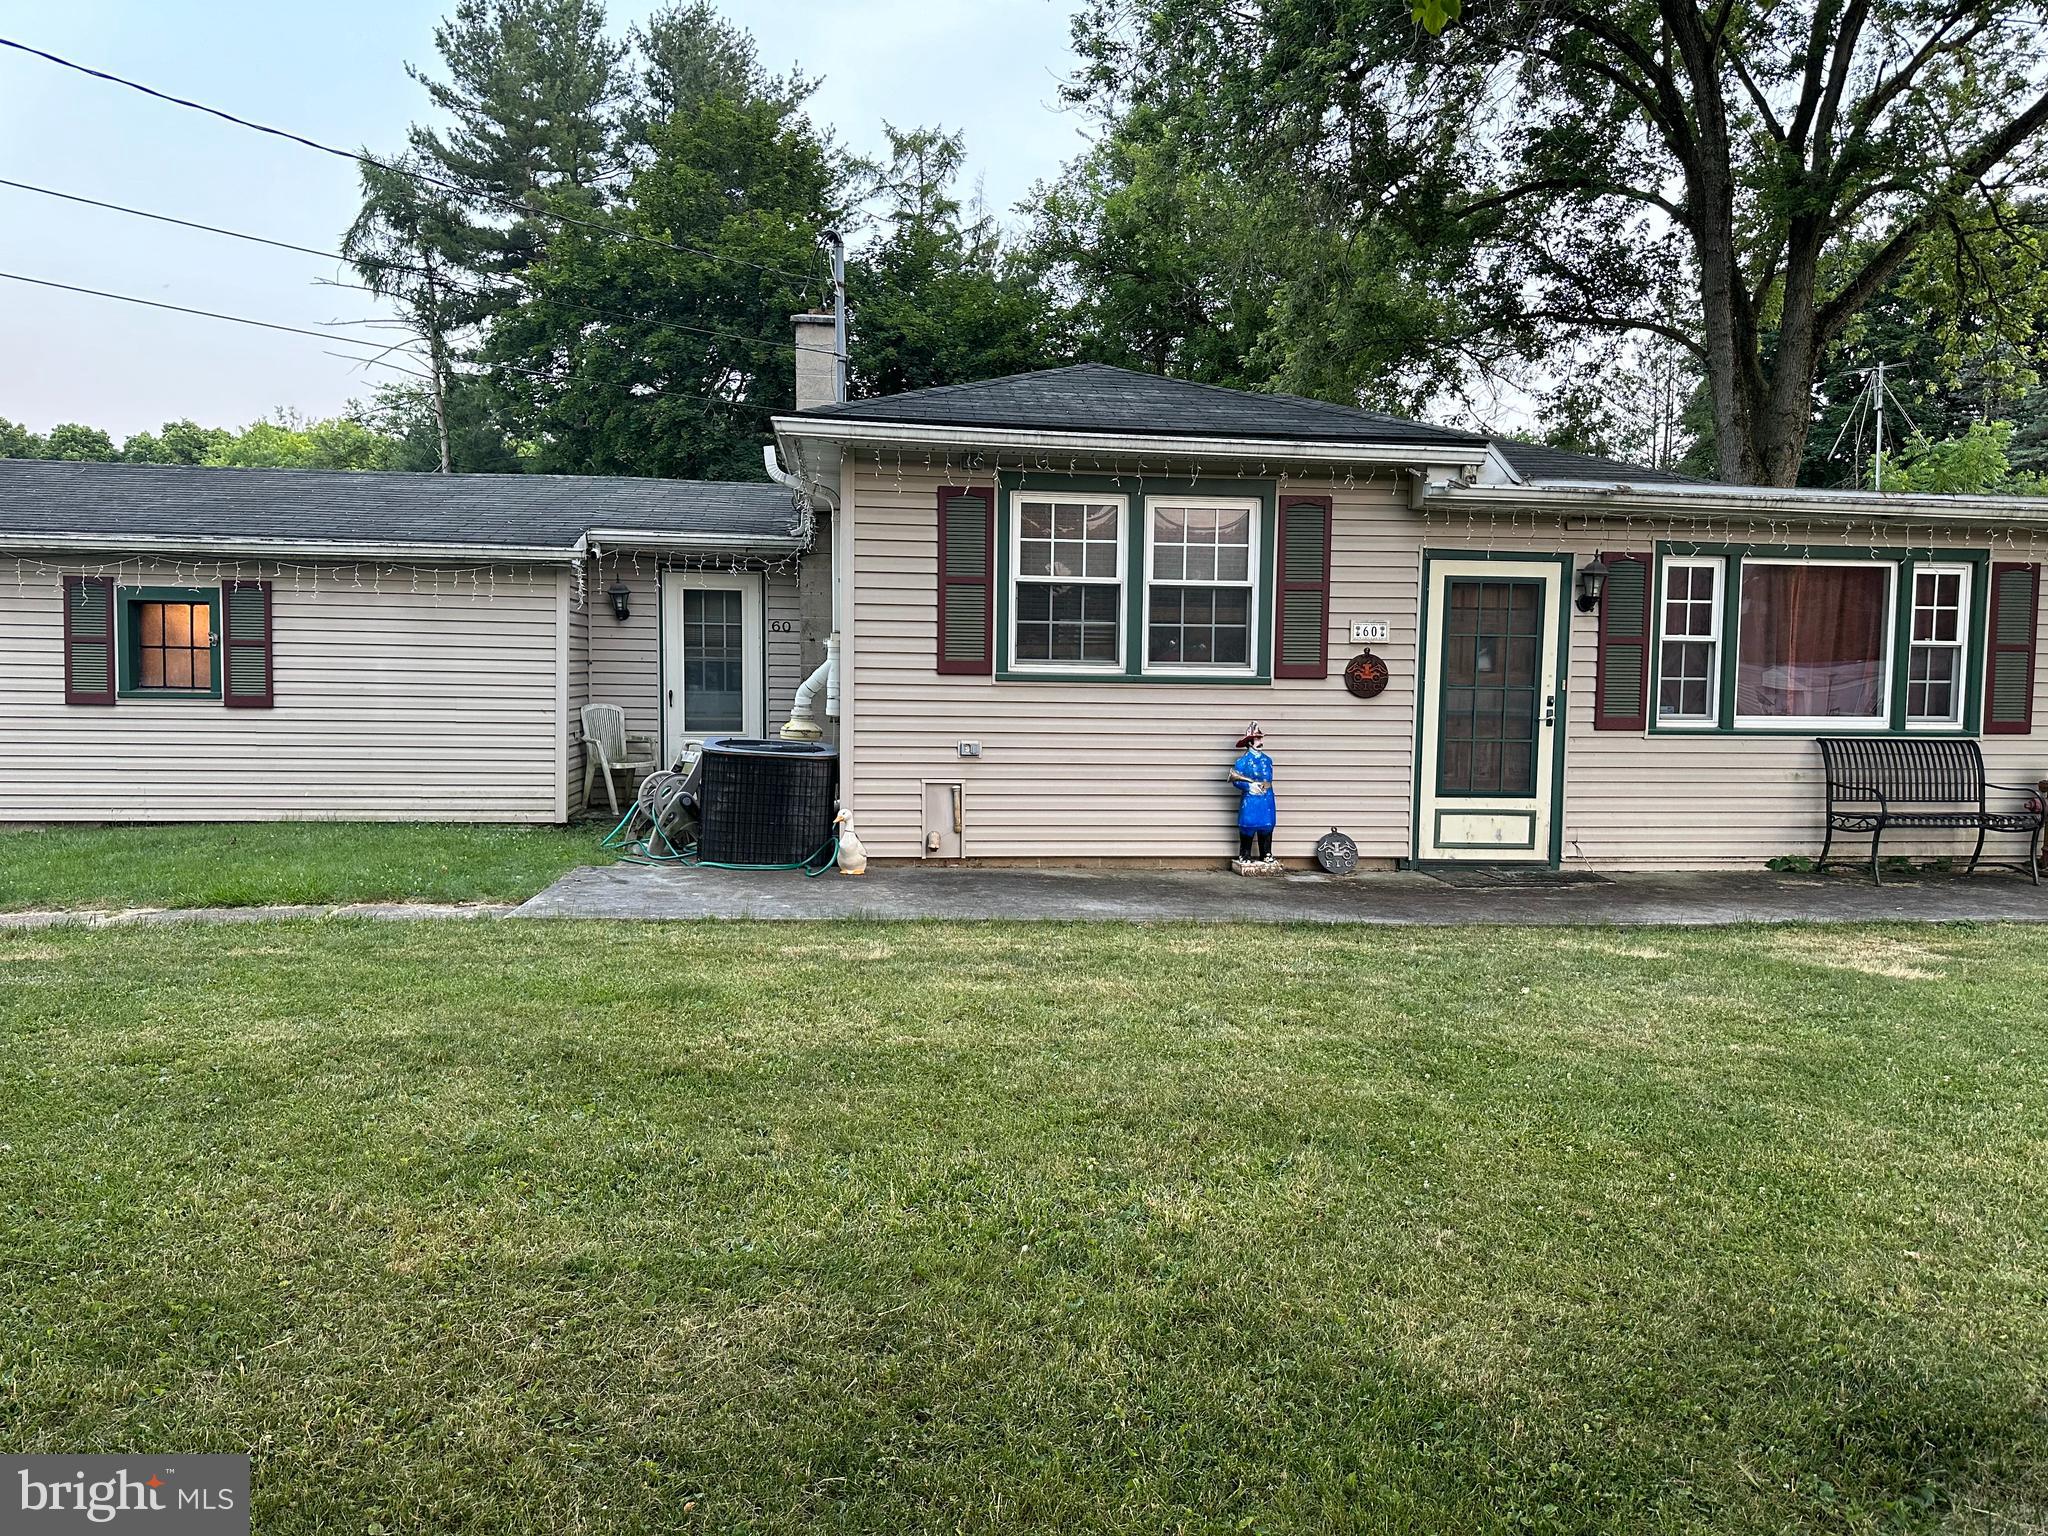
[1656,556,1722,724]
[1010,496,1126,668]
[1906,565,1970,726]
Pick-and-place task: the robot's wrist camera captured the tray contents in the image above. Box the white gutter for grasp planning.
[0,530,579,562]
[1424,481,2048,526]
[773,415,1488,472]
[582,527,804,551]
[3,525,807,562]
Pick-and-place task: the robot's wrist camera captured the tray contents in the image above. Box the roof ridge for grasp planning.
[805,363,1109,414]
[0,458,788,491]
[801,362,1490,446]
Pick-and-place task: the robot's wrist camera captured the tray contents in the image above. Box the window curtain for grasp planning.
[1736,565,1889,719]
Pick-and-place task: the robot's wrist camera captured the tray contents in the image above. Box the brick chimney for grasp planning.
[792,312,837,412]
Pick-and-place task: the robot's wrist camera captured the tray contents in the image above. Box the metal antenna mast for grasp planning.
[1828,361,1919,491]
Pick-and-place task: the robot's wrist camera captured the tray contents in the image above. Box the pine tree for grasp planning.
[410,0,624,199]
[623,2,811,149]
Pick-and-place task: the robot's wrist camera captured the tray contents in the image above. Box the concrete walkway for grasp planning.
[513,862,2048,926]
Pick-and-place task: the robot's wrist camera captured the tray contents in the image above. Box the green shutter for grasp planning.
[937,487,993,674]
[1273,496,1332,679]
[221,580,274,708]
[63,575,115,705]
[1986,562,2038,734]
[1593,552,1649,730]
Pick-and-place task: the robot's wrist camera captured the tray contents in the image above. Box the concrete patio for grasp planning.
[513,862,2048,925]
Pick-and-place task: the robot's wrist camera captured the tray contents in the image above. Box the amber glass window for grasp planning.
[120,588,219,697]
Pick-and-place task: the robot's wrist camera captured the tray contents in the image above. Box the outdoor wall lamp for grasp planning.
[607,584,632,622]
[1575,556,1610,614]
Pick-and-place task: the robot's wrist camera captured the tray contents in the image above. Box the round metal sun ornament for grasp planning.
[1314,828,1360,875]
[1344,650,1391,699]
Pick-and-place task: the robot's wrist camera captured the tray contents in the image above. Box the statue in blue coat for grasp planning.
[1227,723,1277,865]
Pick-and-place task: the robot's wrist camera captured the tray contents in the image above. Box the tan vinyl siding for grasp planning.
[767,567,803,729]
[847,463,1417,862]
[4,559,564,822]
[587,565,661,746]
[846,458,2048,868]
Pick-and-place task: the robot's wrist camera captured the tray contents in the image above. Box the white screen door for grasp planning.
[662,571,764,762]
[1416,557,1566,862]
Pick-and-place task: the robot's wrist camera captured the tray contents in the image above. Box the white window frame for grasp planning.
[1905,562,1971,730]
[1140,495,1262,678]
[1654,554,1724,727]
[1732,557,1896,732]
[1006,491,1128,674]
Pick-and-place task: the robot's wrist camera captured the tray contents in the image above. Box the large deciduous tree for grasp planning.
[1071,0,2048,484]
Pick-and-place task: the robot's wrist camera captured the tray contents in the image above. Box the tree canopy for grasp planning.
[25,0,2048,491]
[1060,0,2048,485]
[0,410,415,471]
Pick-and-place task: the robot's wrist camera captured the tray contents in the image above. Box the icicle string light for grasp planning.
[5,544,809,611]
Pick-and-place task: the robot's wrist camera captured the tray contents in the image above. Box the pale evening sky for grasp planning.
[0,0,1089,438]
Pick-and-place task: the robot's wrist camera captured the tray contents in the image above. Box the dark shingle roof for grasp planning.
[0,459,802,551]
[798,363,1489,449]
[1494,441,1698,486]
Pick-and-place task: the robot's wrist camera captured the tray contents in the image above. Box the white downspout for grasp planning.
[781,632,839,741]
[767,441,840,742]
[763,443,806,496]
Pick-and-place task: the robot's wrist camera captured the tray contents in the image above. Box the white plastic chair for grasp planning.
[580,703,658,816]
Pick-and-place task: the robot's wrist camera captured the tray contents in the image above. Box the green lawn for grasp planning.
[2,921,2043,1534]
[0,822,613,910]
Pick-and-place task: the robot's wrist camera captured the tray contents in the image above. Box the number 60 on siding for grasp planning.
[1349,621,1390,643]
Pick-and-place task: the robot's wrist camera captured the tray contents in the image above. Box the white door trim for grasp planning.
[661,569,764,763]
[1415,554,1568,864]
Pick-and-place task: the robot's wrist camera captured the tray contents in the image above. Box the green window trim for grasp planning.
[993,471,1278,684]
[117,584,222,700]
[1647,542,1989,737]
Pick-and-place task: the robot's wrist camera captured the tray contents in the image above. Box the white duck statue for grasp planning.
[834,809,868,876]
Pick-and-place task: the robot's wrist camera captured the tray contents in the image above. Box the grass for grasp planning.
[0,822,614,910]
[2,919,2044,1534]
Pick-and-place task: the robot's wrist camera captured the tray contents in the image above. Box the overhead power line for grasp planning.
[0,270,421,352]
[0,174,829,358]
[0,34,832,292]
[0,269,775,417]
[0,176,344,264]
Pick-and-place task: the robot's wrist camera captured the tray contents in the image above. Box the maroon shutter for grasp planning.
[62,575,115,705]
[1593,551,1651,731]
[936,485,994,675]
[1986,561,2038,735]
[1273,495,1334,679]
[221,579,274,708]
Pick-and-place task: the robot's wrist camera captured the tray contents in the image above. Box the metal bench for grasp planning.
[1816,737,2042,886]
